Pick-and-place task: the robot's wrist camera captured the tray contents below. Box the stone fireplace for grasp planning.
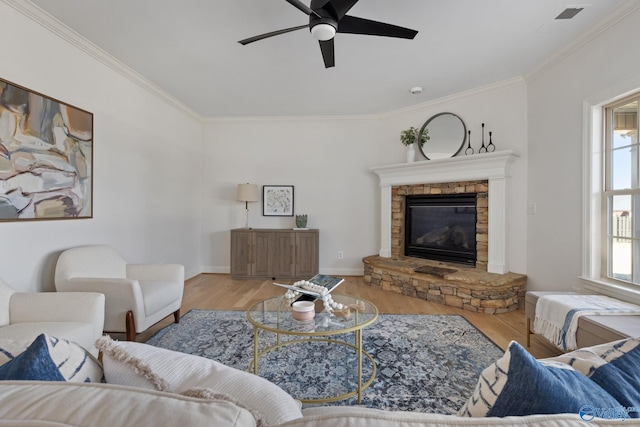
[395,181,487,269]
[363,151,526,314]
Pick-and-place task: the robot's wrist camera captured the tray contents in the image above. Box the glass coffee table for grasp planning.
[246,294,378,404]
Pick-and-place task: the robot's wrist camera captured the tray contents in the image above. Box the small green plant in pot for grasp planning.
[400,126,429,148]
[295,214,308,228]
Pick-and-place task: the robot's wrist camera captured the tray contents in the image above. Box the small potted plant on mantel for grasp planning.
[400,126,429,162]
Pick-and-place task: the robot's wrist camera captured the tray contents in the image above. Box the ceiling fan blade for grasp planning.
[325,0,359,20]
[338,15,418,39]
[319,39,335,68]
[238,25,308,45]
[286,0,321,18]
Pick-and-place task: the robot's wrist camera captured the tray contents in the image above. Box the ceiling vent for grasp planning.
[555,7,584,20]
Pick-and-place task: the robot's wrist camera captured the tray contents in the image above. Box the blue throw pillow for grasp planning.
[0,335,65,381]
[0,334,102,382]
[542,337,640,418]
[581,338,640,415]
[459,341,621,417]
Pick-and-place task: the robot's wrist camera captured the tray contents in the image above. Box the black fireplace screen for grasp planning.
[404,193,477,265]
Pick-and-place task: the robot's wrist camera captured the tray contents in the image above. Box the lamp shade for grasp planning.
[237,183,259,202]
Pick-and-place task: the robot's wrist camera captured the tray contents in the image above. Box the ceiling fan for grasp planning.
[238,0,418,68]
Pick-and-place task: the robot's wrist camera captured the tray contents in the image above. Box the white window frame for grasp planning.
[581,82,640,305]
[602,95,640,284]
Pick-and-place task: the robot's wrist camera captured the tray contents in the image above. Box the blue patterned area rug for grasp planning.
[145,309,504,414]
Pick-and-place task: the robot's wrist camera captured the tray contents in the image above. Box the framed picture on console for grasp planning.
[263,185,294,216]
[0,77,93,221]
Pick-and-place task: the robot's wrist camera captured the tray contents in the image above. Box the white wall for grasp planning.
[202,116,382,275]
[17,0,631,291]
[527,6,640,291]
[202,79,529,275]
[0,3,203,291]
[381,79,529,274]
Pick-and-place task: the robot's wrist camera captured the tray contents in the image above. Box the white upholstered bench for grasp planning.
[525,291,640,349]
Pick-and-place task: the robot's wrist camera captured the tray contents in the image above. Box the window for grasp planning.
[603,94,640,285]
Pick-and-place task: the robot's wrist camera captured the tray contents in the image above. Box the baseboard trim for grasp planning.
[319,267,365,276]
[197,266,364,277]
[200,266,231,275]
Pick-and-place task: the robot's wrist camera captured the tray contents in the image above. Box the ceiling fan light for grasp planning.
[311,23,336,41]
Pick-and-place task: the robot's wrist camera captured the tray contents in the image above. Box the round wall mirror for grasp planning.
[418,112,467,160]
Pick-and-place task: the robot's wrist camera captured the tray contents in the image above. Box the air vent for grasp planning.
[555,7,584,20]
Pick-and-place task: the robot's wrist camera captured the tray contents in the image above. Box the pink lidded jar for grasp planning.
[291,300,315,321]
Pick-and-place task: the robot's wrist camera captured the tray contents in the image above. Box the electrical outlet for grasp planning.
[337,251,344,259]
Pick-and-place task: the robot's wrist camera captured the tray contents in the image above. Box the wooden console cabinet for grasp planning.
[230,228,319,280]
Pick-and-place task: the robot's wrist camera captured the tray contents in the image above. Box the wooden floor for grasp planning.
[136,274,562,359]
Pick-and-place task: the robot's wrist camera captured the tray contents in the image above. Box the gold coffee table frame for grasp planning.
[246,295,378,404]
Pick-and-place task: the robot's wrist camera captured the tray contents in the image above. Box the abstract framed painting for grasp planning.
[0,77,93,221]
[263,185,294,216]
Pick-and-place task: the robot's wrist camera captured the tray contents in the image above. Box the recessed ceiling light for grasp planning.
[410,87,423,94]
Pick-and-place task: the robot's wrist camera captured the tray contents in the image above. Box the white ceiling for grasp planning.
[28,0,628,118]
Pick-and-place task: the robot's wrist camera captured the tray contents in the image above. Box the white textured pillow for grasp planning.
[96,336,302,426]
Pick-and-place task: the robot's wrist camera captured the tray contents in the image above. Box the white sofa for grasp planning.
[2,335,638,426]
[0,277,104,356]
[0,381,626,426]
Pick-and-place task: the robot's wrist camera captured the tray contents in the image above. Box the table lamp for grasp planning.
[237,183,259,229]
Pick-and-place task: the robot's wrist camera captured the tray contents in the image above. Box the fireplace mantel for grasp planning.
[371,150,519,274]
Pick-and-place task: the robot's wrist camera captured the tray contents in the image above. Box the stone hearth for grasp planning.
[363,255,526,314]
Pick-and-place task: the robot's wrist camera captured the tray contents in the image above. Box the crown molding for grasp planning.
[2,0,203,122]
[525,0,640,82]
[204,77,526,124]
[202,113,377,124]
[371,150,519,186]
[378,77,526,120]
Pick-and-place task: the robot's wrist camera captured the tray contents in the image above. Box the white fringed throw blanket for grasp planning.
[534,294,640,351]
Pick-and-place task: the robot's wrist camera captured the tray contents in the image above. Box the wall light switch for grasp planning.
[527,203,537,215]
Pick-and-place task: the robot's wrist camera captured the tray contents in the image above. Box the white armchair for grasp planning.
[0,276,105,356]
[54,245,184,341]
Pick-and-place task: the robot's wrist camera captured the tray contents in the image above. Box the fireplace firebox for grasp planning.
[404,193,477,266]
